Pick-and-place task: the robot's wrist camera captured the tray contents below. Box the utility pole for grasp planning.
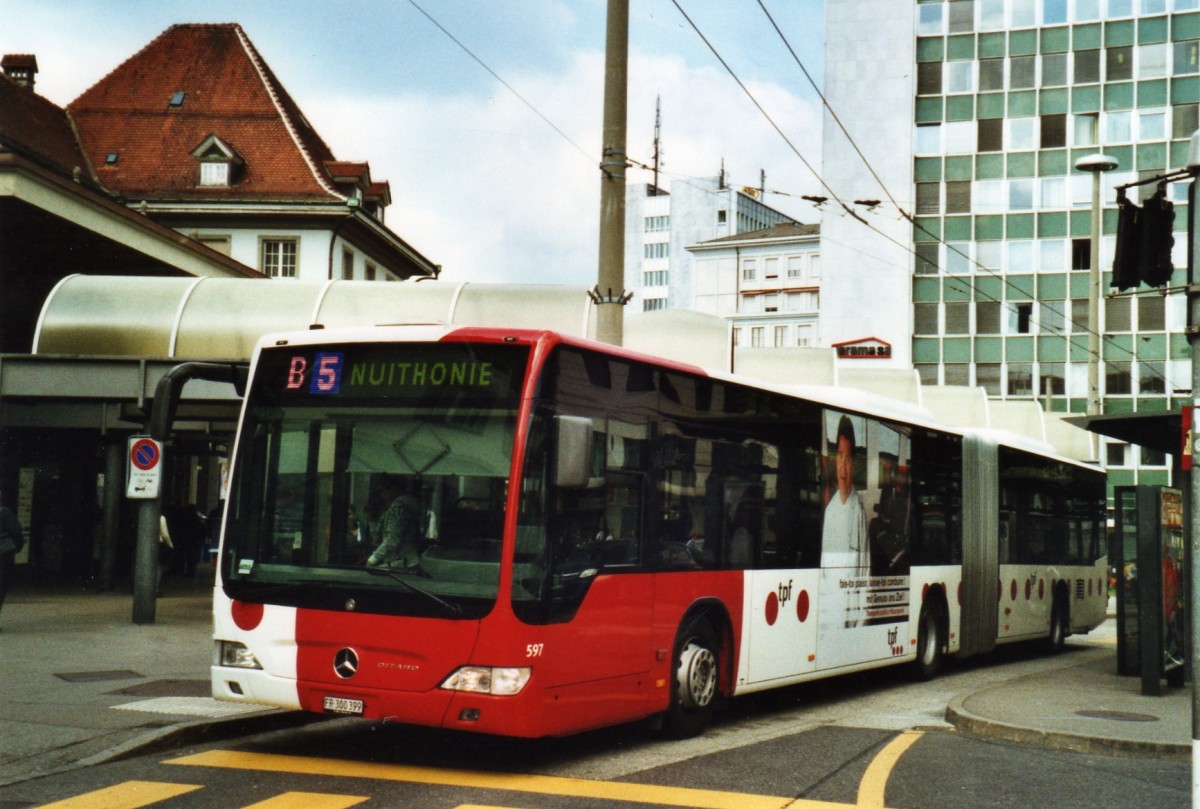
[1074,153,1119,416]
[1186,130,1200,808]
[594,0,630,346]
[652,95,662,196]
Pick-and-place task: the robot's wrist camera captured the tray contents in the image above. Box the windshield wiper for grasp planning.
[360,566,463,616]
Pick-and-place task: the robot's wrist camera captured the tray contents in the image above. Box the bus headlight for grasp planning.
[216,640,262,670]
[440,666,531,696]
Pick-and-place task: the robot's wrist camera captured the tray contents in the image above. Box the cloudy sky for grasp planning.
[3,0,827,284]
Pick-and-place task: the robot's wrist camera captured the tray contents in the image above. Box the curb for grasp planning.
[944,694,1190,759]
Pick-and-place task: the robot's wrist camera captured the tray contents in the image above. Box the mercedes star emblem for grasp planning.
[333,647,359,679]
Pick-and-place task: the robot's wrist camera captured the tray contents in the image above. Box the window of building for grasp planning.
[914,303,939,335]
[643,270,668,286]
[1039,240,1066,273]
[1008,117,1036,150]
[979,58,1005,91]
[1105,110,1131,144]
[644,242,669,259]
[945,242,971,275]
[1109,0,1132,16]
[365,261,377,281]
[750,327,764,348]
[643,298,667,312]
[977,363,1002,395]
[1071,238,1090,270]
[773,325,788,347]
[945,180,972,213]
[796,324,814,347]
[1107,297,1131,332]
[1041,177,1066,209]
[1106,361,1132,395]
[944,363,970,385]
[1142,446,1167,466]
[763,293,779,312]
[1010,301,1033,334]
[1175,40,1199,76]
[1139,110,1166,141]
[1071,298,1089,333]
[916,123,941,155]
[1043,0,1066,23]
[1139,43,1167,79]
[763,257,780,279]
[1073,113,1098,146]
[1012,0,1036,25]
[1173,103,1199,139]
[1075,0,1100,20]
[341,248,354,280]
[1040,113,1066,148]
[978,118,1003,151]
[915,243,940,275]
[1099,47,1128,82]
[810,254,821,281]
[742,259,757,281]
[1007,240,1033,272]
[977,301,1001,334]
[1009,55,1036,89]
[1041,53,1067,87]
[945,302,970,334]
[974,179,1005,212]
[917,62,942,95]
[947,60,974,93]
[1009,178,1034,210]
[977,240,1002,270]
[948,0,974,33]
[1007,363,1034,396]
[979,0,1004,29]
[1139,361,1166,395]
[916,182,941,215]
[1106,442,1128,467]
[1139,295,1166,331]
[1040,363,1066,397]
[261,238,298,278]
[1075,50,1100,84]
[945,120,975,152]
[916,2,944,35]
[199,162,230,187]
[1039,299,1066,333]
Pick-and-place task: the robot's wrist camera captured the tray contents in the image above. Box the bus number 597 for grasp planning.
[526,643,544,658]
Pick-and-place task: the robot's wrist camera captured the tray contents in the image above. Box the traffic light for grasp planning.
[1139,188,1175,288]
[1111,192,1141,291]
[1109,187,1176,290]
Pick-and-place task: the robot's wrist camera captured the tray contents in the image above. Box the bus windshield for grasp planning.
[221,341,529,618]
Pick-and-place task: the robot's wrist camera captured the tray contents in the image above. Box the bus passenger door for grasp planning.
[742,569,819,685]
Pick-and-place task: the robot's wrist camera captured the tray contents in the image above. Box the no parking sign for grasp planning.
[127,436,163,499]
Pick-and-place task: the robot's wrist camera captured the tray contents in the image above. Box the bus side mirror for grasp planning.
[554,415,593,488]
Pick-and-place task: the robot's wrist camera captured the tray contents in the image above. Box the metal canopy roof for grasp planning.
[1068,410,1181,456]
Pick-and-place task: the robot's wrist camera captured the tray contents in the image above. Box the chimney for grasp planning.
[2,54,38,90]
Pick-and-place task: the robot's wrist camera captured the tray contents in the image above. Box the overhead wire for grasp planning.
[741,0,1171,390]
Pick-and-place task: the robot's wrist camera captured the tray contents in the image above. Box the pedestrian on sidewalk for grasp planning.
[0,490,25,629]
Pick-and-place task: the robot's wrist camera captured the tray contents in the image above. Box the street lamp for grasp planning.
[1074,153,1119,417]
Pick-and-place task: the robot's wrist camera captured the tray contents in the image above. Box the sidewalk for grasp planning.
[0,579,1191,788]
[0,572,308,788]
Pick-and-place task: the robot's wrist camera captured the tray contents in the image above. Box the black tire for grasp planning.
[913,602,943,680]
[1046,596,1068,655]
[664,617,719,738]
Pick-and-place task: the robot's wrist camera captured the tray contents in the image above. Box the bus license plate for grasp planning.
[323,696,364,715]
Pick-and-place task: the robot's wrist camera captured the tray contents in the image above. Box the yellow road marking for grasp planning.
[35,780,201,809]
[243,792,368,809]
[167,749,850,809]
[857,731,923,809]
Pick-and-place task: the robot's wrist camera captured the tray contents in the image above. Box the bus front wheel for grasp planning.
[914,603,943,680]
[665,618,719,738]
[1046,596,1068,654]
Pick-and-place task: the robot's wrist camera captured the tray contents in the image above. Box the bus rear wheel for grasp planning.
[914,603,943,680]
[1046,596,1068,654]
[665,618,719,738]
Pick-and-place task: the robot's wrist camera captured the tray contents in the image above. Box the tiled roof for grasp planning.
[0,71,100,188]
[699,221,820,245]
[68,23,349,203]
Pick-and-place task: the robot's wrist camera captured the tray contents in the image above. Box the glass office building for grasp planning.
[824,0,1194,487]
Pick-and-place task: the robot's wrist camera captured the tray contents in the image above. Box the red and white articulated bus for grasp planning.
[212,325,1108,739]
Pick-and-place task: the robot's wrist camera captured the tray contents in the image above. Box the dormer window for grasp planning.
[169,91,186,108]
[200,162,229,186]
[190,134,243,188]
